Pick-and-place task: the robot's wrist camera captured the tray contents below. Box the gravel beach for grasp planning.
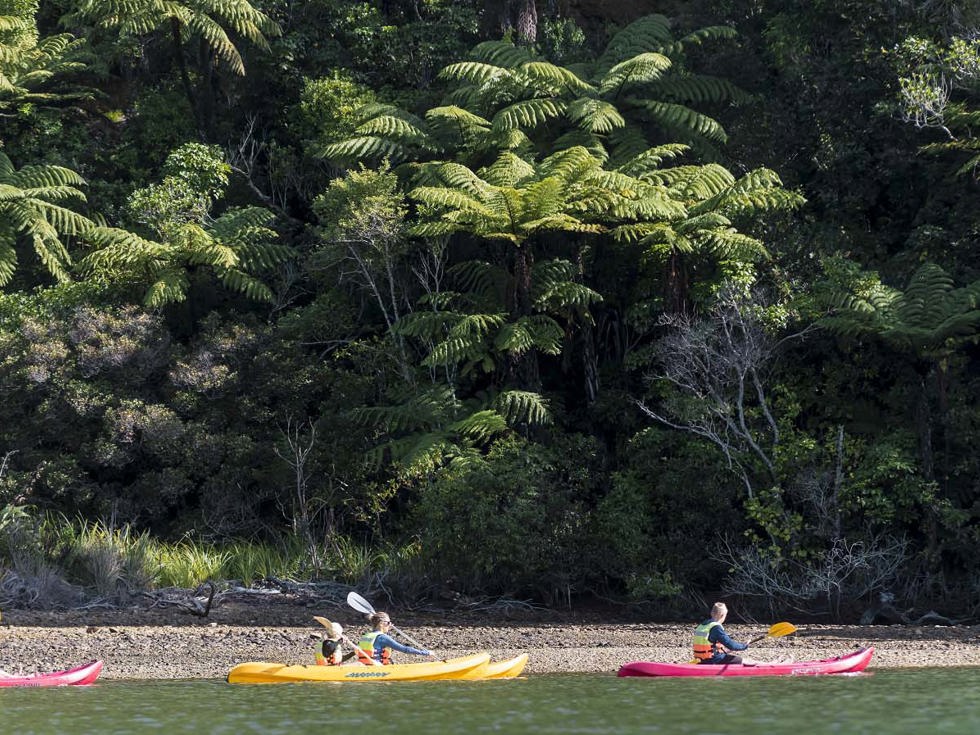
[3,596,979,679]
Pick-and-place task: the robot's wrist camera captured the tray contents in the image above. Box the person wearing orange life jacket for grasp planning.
[358,612,432,664]
[315,621,360,666]
[692,602,757,665]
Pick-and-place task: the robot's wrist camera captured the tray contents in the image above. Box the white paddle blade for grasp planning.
[346,591,375,615]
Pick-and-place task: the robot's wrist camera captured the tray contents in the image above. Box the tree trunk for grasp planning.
[170,18,204,139]
[480,0,538,45]
[514,0,538,45]
[664,249,689,313]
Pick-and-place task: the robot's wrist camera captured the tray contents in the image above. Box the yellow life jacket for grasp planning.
[359,631,391,664]
[692,621,723,662]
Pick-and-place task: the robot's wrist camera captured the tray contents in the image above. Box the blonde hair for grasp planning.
[710,602,728,620]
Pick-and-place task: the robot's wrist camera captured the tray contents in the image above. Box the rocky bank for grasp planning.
[3,594,980,679]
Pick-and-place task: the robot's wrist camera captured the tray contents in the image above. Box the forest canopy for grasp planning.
[1,0,979,621]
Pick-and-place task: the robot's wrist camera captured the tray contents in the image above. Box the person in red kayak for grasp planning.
[358,611,433,664]
[692,602,758,665]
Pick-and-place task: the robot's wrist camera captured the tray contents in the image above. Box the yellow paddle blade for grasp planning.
[313,616,332,629]
[767,622,798,638]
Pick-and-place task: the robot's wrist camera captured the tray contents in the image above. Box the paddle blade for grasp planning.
[313,616,332,629]
[347,591,376,615]
[768,622,798,638]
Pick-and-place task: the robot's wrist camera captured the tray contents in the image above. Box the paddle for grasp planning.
[312,615,382,666]
[346,591,438,659]
[747,621,798,645]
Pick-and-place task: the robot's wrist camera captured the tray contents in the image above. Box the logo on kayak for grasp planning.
[344,671,390,678]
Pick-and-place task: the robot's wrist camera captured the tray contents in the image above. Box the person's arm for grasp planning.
[711,625,748,652]
[375,633,431,656]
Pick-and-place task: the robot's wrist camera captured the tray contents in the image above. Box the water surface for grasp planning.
[3,667,979,735]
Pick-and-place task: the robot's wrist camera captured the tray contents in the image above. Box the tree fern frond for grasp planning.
[14,165,87,189]
[495,314,564,355]
[648,75,752,105]
[595,14,673,74]
[534,278,603,315]
[520,61,594,94]
[637,100,728,143]
[699,229,769,261]
[409,186,496,218]
[144,268,191,307]
[448,409,510,443]
[218,268,274,302]
[185,13,244,74]
[449,260,508,301]
[567,97,626,133]
[617,143,690,176]
[494,389,552,426]
[0,238,16,286]
[425,105,492,142]
[357,114,431,143]
[469,39,538,68]
[492,98,567,131]
[480,151,537,187]
[439,60,509,86]
[599,53,672,96]
[320,136,412,163]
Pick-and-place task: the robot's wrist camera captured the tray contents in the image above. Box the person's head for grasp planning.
[370,612,392,632]
[327,622,344,641]
[710,602,728,623]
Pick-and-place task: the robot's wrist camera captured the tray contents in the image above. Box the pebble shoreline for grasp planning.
[4,604,980,678]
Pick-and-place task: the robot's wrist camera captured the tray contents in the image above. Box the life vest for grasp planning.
[359,631,392,664]
[316,638,343,666]
[692,621,724,662]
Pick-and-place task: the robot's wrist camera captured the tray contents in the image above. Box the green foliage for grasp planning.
[71,0,281,77]
[407,435,602,601]
[0,7,87,114]
[0,151,92,287]
[78,143,291,306]
[817,258,980,354]
[154,540,230,589]
[295,73,377,154]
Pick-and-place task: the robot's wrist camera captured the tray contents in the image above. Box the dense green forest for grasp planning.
[2,0,979,621]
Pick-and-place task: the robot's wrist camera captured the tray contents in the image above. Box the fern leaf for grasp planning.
[439,61,509,86]
[520,61,594,94]
[567,97,626,134]
[448,409,509,443]
[494,389,552,426]
[469,39,538,68]
[492,98,566,131]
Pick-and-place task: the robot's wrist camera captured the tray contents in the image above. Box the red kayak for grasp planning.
[0,660,104,687]
[618,646,873,678]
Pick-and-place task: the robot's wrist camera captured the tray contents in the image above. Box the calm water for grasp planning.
[3,667,980,735]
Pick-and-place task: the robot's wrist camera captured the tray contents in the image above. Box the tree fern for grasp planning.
[78,204,290,307]
[820,262,980,352]
[0,152,92,287]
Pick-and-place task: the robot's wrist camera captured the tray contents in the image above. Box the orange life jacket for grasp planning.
[692,621,724,662]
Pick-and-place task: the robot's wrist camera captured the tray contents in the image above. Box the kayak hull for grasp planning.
[227,653,491,683]
[0,660,104,687]
[457,653,529,680]
[618,647,874,678]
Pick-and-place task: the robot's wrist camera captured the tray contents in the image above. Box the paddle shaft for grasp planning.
[346,591,437,659]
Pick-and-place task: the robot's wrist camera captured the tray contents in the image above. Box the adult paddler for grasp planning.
[692,601,757,665]
[358,611,433,664]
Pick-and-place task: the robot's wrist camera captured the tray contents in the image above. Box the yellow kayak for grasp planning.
[227,653,490,683]
[457,654,529,680]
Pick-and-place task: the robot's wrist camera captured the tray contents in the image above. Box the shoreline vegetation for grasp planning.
[3,597,980,679]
